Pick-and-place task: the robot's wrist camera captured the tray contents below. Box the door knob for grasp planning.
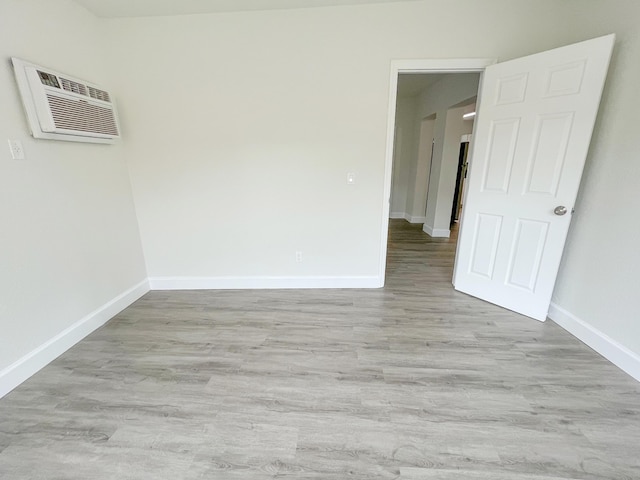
[554,206,568,216]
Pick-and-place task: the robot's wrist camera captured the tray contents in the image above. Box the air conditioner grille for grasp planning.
[47,94,119,136]
[87,86,111,102]
[37,70,60,89]
[60,77,87,96]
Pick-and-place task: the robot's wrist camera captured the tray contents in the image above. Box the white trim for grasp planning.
[423,224,451,238]
[379,58,496,283]
[0,279,150,398]
[407,215,426,224]
[389,212,426,224]
[548,302,640,382]
[390,58,498,73]
[149,276,382,290]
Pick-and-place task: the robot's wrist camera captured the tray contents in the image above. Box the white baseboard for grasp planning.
[548,302,640,382]
[149,276,382,290]
[423,224,450,238]
[389,212,426,224]
[0,279,150,398]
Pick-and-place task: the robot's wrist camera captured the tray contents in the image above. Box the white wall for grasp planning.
[0,0,148,395]
[548,0,640,375]
[407,116,435,222]
[108,11,395,285]
[390,97,418,218]
[424,104,474,237]
[104,1,578,288]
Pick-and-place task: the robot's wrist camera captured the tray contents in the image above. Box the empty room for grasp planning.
[1,0,639,478]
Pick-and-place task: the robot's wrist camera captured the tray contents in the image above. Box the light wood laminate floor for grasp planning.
[1,219,639,479]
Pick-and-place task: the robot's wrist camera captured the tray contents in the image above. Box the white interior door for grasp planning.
[453,34,615,321]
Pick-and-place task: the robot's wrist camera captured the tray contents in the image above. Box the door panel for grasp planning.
[506,219,549,291]
[544,60,586,97]
[496,73,529,104]
[470,213,503,279]
[483,119,520,193]
[453,34,615,321]
[524,113,573,196]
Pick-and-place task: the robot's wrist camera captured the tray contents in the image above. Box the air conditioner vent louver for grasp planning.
[11,58,120,143]
[87,86,110,102]
[60,77,87,96]
[47,94,119,136]
[37,70,60,88]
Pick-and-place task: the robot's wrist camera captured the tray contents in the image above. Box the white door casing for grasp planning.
[453,34,615,321]
[379,58,496,285]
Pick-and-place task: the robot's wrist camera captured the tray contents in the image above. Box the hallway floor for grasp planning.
[1,219,639,479]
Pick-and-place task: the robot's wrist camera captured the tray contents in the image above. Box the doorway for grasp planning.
[390,78,479,238]
[450,134,472,227]
[383,62,490,274]
[379,59,494,281]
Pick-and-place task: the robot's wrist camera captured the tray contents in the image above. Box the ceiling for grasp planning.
[72,0,421,18]
[397,73,446,98]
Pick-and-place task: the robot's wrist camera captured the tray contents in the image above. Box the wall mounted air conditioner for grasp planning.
[11,58,120,144]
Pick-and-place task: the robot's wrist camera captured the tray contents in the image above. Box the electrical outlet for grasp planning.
[295,251,303,263]
[8,139,25,160]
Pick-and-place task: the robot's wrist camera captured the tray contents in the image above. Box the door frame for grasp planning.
[378,58,496,283]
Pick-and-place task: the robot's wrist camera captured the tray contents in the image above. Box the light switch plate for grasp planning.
[347,172,355,185]
[8,139,25,160]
